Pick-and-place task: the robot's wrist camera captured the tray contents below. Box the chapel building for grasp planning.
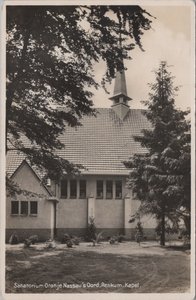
[6,68,156,242]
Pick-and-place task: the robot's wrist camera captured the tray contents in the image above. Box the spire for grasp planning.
[109,67,132,120]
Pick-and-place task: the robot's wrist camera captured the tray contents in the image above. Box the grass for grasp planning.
[6,243,190,293]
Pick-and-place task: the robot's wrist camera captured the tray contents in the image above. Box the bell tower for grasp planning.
[109,67,132,120]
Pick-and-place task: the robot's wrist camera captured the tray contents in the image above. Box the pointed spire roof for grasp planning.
[109,68,132,102]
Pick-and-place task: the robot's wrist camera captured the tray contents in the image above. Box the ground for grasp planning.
[6,241,190,293]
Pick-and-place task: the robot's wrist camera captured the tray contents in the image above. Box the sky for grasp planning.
[91,4,194,111]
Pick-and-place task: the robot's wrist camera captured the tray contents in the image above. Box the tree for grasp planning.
[6,5,153,186]
[125,61,190,246]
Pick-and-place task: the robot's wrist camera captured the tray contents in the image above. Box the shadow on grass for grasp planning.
[165,245,190,252]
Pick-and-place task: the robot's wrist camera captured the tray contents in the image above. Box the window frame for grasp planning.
[115,180,122,199]
[60,179,68,199]
[70,179,77,199]
[106,180,113,199]
[96,180,104,199]
[11,200,19,215]
[79,180,86,199]
[30,201,38,215]
[20,201,28,216]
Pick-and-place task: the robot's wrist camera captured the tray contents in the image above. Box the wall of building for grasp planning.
[6,170,157,242]
[6,162,53,242]
[55,175,157,239]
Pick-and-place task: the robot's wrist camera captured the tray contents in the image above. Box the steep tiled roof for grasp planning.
[6,151,26,177]
[57,108,150,175]
[7,108,151,177]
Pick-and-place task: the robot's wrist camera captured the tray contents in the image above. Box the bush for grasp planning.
[109,237,116,245]
[9,233,19,245]
[72,237,80,246]
[85,217,96,242]
[135,222,144,245]
[23,235,38,248]
[61,233,71,244]
[117,235,124,243]
[66,240,73,248]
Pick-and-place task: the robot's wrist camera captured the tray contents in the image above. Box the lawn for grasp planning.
[5,242,190,293]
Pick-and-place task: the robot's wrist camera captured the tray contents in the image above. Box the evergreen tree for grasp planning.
[6,5,153,186]
[125,61,190,246]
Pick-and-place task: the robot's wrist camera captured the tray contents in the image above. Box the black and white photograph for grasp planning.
[1,0,195,298]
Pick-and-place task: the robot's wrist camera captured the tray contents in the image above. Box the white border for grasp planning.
[1,1,195,300]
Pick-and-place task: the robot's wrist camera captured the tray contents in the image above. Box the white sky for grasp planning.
[92,4,194,111]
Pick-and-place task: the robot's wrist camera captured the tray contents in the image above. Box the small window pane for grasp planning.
[106,180,113,199]
[70,180,77,198]
[115,181,122,199]
[61,179,67,198]
[21,201,28,215]
[11,201,19,214]
[97,180,103,198]
[79,180,86,198]
[30,201,38,215]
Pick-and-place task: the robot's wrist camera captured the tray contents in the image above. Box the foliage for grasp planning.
[66,239,73,248]
[125,61,191,246]
[6,5,153,186]
[109,234,124,244]
[135,222,144,245]
[92,231,104,246]
[72,237,80,246]
[85,217,97,242]
[61,233,71,244]
[9,233,19,245]
[24,235,38,247]
[61,233,80,246]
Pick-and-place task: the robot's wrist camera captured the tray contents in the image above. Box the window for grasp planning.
[115,181,122,199]
[70,180,77,198]
[79,180,86,198]
[21,201,28,215]
[61,179,67,198]
[30,201,38,215]
[97,180,103,198]
[11,201,19,215]
[106,180,113,199]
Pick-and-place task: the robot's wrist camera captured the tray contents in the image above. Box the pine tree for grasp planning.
[125,61,190,246]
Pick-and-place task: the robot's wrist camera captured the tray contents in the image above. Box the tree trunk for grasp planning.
[160,212,165,246]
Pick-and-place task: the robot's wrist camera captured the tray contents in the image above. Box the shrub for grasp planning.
[66,240,73,248]
[117,235,124,243]
[109,237,116,245]
[61,233,71,244]
[72,237,80,246]
[85,217,96,242]
[23,235,38,248]
[92,231,104,246]
[9,233,19,245]
[135,222,144,245]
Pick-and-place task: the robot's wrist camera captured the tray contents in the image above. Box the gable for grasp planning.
[11,160,50,196]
